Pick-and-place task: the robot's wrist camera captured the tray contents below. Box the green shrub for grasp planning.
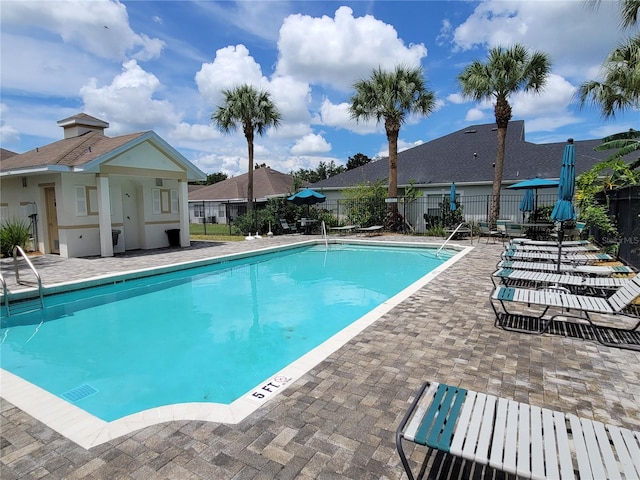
[0,218,32,257]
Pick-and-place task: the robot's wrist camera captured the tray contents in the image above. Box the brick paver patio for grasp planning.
[1,235,639,479]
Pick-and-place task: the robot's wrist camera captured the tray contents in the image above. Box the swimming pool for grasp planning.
[1,240,470,447]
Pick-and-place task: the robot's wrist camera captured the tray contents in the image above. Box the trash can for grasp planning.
[165,229,180,247]
[111,229,121,246]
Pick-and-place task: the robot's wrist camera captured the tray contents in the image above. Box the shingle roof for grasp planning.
[0,148,18,161]
[0,131,146,171]
[312,120,628,189]
[189,167,301,201]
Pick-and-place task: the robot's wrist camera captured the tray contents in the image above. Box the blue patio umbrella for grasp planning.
[508,178,559,221]
[550,139,577,270]
[449,182,457,211]
[507,178,559,190]
[519,188,535,222]
[287,188,326,205]
[288,188,326,216]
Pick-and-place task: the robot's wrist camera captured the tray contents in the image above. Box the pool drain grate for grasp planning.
[61,384,98,402]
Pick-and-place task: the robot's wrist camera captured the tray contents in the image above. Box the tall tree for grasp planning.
[212,84,281,213]
[346,152,372,170]
[349,65,436,205]
[578,1,639,117]
[458,44,551,224]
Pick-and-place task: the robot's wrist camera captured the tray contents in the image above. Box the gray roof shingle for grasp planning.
[312,120,628,189]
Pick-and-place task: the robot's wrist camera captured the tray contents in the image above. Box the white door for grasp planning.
[122,181,140,250]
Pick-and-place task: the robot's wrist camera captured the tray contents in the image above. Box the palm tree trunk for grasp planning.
[490,126,507,225]
[386,122,399,213]
[245,129,254,214]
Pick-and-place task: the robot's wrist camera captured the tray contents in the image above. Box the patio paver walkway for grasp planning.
[1,235,639,479]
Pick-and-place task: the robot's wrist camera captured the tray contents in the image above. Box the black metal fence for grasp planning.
[319,193,557,232]
[596,185,640,270]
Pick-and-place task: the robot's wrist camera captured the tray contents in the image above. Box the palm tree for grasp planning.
[349,65,436,206]
[458,44,551,225]
[578,1,639,117]
[212,84,281,213]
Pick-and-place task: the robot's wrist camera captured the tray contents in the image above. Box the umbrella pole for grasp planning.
[556,222,564,272]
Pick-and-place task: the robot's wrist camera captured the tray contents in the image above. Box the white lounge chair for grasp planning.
[397,381,640,480]
[490,275,640,350]
[493,267,632,295]
[502,249,613,264]
[497,260,635,275]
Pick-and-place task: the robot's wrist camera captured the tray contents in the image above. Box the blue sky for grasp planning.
[1,1,637,177]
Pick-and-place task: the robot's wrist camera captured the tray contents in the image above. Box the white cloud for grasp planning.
[1,0,164,61]
[510,73,576,117]
[0,32,116,97]
[276,6,427,90]
[452,0,621,83]
[290,133,331,155]
[318,99,380,134]
[0,103,19,145]
[465,108,486,122]
[80,60,180,135]
[446,93,466,105]
[195,44,269,107]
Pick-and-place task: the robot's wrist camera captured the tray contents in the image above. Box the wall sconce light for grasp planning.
[21,177,27,188]
[473,152,477,160]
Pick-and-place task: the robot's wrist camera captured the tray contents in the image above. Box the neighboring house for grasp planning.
[311,120,632,229]
[188,167,302,224]
[0,113,206,258]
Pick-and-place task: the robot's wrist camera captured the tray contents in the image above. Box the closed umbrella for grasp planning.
[449,183,457,211]
[550,139,577,271]
[519,188,535,222]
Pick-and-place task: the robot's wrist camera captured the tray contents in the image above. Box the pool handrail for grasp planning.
[437,223,466,257]
[0,272,8,313]
[321,220,328,249]
[12,245,44,309]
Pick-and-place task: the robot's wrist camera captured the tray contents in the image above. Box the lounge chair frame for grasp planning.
[397,381,640,480]
[490,276,640,350]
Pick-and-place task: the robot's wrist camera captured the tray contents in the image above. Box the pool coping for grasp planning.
[0,239,473,449]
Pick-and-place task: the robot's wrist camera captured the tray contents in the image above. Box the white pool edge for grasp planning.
[1,241,472,449]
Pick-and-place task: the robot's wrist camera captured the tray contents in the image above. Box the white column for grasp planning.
[179,179,190,247]
[97,174,114,257]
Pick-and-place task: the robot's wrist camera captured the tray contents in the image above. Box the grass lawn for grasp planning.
[189,223,244,242]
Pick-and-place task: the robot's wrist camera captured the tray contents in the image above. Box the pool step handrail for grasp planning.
[436,223,465,257]
[11,245,45,314]
[0,272,8,314]
[321,220,328,249]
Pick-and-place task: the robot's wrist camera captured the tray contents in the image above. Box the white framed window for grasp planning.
[218,205,226,218]
[152,188,161,214]
[75,186,98,216]
[75,186,87,216]
[194,203,204,217]
[152,188,178,214]
[170,190,178,214]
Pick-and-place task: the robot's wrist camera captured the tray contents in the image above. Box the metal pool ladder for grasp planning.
[6,245,45,316]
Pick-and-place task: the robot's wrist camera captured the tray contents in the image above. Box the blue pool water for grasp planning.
[1,243,451,421]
